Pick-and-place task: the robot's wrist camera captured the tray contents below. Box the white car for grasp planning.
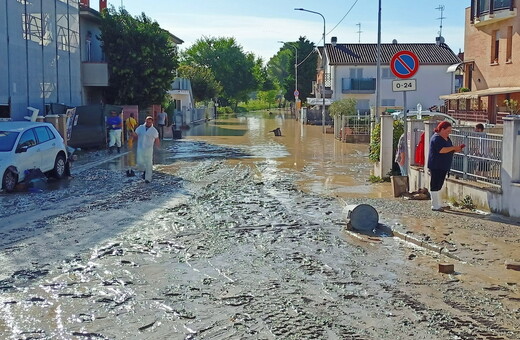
[0,121,69,192]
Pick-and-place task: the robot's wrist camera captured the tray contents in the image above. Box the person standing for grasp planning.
[134,116,159,183]
[125,113,138,147]
[107,110,122,154]
[157,110,168,140]
[428,121,465,211]
[395,133,407,176]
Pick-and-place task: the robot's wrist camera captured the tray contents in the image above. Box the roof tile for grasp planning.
[324,43,461,65]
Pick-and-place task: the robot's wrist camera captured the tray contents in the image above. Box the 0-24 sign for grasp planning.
[392,79,416,92]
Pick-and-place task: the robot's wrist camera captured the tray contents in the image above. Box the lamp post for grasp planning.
[295,8,326,133]
[277,41,298,103]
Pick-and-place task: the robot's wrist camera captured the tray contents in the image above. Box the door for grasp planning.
[14,128,39,180]
[34,126,56,172]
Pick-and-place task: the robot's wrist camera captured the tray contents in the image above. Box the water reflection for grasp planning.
[179,112,392,199]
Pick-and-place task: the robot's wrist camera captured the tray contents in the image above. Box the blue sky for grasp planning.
[98,1,469,61]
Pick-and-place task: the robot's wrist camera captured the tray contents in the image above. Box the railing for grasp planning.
[336,115,371,141]
[342,78,376,94]
[477,0,513,15]
[450,130,503,186]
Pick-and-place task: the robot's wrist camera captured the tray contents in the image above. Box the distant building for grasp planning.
[317,42,461,115]
[440,0,519,124]
[0,1,82,120]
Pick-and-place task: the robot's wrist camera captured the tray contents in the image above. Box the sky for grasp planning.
[93,1,469,62]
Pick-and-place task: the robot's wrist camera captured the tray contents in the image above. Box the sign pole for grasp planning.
[403,91,408,176]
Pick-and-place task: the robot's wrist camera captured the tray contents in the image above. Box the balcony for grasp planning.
[342,78,376,94]
[81,62,109,87]
[473,0,516,27]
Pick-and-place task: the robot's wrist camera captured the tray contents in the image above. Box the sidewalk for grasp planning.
[370,197,520,288]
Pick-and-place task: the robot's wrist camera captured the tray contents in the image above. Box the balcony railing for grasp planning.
[342,78,376,94]
[472,0,516,26]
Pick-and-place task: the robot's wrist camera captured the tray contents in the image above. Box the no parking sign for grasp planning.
[390,51,419,79]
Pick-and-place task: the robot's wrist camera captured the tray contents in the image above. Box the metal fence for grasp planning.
[336,115,371,141]
[450,130,503,186]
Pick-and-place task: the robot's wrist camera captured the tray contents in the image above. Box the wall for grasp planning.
[464,7,520,90]
[0,0,82,120]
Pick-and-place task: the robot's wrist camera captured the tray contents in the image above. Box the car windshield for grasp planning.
[0,131,19,152]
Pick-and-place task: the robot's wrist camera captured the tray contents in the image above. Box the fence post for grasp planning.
[374,115,394,178]
[462,135,469,180]
[502,117,520,217]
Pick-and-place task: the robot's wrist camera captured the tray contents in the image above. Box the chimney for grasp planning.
[100,0,107,11]
[80,0,90,7]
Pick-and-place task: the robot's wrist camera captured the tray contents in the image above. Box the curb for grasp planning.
[392,229,463,262]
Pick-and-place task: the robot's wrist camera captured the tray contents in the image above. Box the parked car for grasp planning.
[0,121,68,192]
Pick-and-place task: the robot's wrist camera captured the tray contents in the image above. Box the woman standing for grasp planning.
[428,121,465,211]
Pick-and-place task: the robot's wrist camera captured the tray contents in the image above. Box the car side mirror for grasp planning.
[16,146,28,153]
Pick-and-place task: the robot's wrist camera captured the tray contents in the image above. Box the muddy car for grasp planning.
[0,121,68,192]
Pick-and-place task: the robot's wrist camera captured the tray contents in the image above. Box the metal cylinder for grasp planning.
[344,204,379,232]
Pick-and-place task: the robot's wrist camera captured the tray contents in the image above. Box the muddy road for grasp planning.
[0,113,519,339]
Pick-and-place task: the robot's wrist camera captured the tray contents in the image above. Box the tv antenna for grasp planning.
[436,5,446,38]
[356,23,362,43]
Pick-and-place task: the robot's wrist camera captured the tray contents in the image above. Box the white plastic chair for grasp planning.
[24,107,40,122]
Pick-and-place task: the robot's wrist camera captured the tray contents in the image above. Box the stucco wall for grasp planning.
[331,64,455,112]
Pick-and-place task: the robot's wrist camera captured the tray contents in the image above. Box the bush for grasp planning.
[368,120,404,163]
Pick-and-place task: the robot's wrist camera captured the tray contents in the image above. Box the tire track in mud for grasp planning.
[381,283,520,340]
[1,160,518,339]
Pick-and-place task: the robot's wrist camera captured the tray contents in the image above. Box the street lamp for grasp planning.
[277,41,298,103]
[295,8,326,133]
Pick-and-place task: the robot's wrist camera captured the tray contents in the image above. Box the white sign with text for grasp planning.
[392,79,417,92]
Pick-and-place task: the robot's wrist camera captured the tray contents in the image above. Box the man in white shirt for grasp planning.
[156,110,168,140]
[133,116,159,183]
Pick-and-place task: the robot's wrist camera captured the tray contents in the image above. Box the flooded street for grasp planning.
[0,112,519,339]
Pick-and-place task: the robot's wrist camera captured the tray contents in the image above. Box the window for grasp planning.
[506,26,513,62]
[18,129,37,149]
[349,68,363,79]
[356,99,370,114]
[34,126,54,143]
[382,68,394,79]
[382,99,396,106]
[491,30,499,63]
[0,132,19,152]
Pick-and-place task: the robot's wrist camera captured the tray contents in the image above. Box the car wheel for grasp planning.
[2,169,18,193]
[52,154,66,179]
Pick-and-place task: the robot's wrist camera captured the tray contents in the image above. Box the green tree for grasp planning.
[99,8,178,107]
[177,65,222,103]
[268,37,317,102]
[329,98,357,117]
[181,37,259,109]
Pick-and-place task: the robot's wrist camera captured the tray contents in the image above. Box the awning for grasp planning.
[306,98,334,106]
[446,63,462,73]
[440,87,520,100]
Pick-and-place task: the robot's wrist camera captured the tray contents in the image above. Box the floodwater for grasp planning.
[0,111,519,339]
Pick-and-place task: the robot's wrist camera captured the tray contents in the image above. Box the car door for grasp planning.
[13,128,39,179]
[34,126,55,172]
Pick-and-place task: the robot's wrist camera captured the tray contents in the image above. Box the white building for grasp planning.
[320,42,462,114]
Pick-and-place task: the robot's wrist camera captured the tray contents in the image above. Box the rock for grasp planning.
[505,261,520,271]
[438,263,455,274]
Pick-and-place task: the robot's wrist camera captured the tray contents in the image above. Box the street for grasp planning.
[0,112,519,340]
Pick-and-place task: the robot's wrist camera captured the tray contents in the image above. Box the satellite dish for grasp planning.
[392,39,398,44]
